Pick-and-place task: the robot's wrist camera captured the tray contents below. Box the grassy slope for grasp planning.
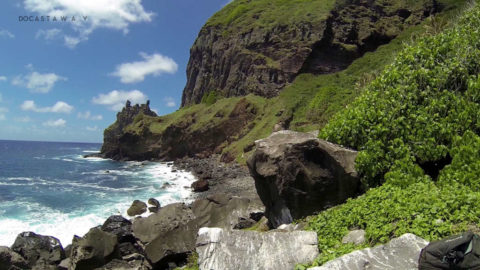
[122,0,465,164]
[297,1,480,268]
[205,0,334,35]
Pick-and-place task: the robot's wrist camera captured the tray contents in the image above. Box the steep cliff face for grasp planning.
[181,0,439,106]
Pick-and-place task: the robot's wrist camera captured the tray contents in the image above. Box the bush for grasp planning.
[201,90,222,105]
[320,4,480,187]
[303,179,480,267]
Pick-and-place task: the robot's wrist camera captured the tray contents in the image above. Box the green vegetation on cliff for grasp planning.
[298,2,480,267]
[206,0,334,34]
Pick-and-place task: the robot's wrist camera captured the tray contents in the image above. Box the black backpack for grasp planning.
[419,232,480,269]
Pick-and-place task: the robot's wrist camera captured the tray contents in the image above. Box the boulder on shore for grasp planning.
[11,232,65,267]
[191,179,209,192]
[101,215,134,243]
[127,200,147,216]
[247,130,359,228]
[196,227,319,270]
[309,233,428,270]
[69,227,118,270]
[0,246,29,270]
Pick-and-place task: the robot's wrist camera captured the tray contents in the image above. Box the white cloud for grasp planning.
[36,28,62,40]
[23,0,154,48]
[0,107,9,121]
[43,118,66,127]
[77,111,103,120]
[92,89,147,111]
[86,126,98,131]
[0,30,14,39]
[0,76,7,82]
[64,35,84,49]
[12,71,67,93]
[111,52,178,83]
[21,100,74,113]
[15,116,31,122]
[164,97,176,108]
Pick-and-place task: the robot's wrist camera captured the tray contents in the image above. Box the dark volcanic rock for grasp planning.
[132,203,196,244]
[11,232,65,267]
[70,228,118,270]
[132,203,197,267]
[181,0,439,106]
[191,194,263,229]
[101,215,134,243]
[132,196,263,268]
[100,100,157,161]
[0,246,29,270]
[127,200,147,217]
[191,179,209,192]
[147,198,160,208]
[147,198,160,213]
[247,130,359,228]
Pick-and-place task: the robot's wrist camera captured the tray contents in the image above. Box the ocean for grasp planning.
[0,140,196,247]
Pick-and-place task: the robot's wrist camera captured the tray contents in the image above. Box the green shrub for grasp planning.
[438,130,480,189]
[201,90,223,105]
[303,179,480,267]
[320,3,480,187]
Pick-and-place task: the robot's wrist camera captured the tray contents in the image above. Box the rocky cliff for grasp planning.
[99,97,259,161]
[99,0,451,162]
[181,0,440,106]
[100,100,157,160]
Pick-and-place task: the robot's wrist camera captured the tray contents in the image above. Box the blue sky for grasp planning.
[0,0,230,143]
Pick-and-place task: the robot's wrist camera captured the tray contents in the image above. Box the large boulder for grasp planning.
[191,179,209,192]
[247,130,359,228]
[132,203,195,243]
[309,233,429,270]
[132,203,197,267]
[196,227,318,270]
[101,215,134,243]
[191,194,263,229]
[70,227,118,270]
[0,246,29,270]
[133,197,264,268]
[11,232,65,267]
[127,200,147,216]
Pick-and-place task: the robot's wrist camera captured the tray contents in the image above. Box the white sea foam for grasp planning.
[82,150,100,153]
[83,156,108,162]
[0,161,197,247]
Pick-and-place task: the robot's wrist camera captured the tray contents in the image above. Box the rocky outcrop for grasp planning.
[11,232,65,268]
[127,200,148,216]
[101,215,135,243]
[99,98,258,161]
[247,130,359,228]
[69,228,118,270]
[132,196,263,268]
[196,227,319,270]
[309,233,429,270]
[0,246,29,270]
[191,179,209,192]
[99,100,158,161]
[181,0,440,106]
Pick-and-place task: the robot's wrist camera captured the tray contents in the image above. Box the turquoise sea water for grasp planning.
[0,140,195,246]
